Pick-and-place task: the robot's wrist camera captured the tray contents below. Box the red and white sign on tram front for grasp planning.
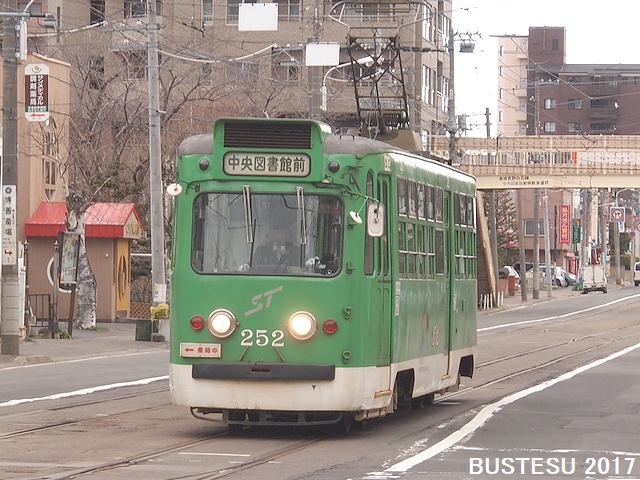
[24,63,49,122]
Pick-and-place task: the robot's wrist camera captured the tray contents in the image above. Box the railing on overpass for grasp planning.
[431,135,640,190]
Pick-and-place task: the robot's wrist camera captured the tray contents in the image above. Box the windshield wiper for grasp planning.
[296,186,307,245]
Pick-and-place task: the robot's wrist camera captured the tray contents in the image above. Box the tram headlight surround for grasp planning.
[288,311,317,340]
[208,309,237,338]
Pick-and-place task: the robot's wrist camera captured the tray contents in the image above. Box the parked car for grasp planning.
[634,262,640,287]
[559,267,577,285]
[526,265,568,288]
[513,262,533,276]
[499,266,520,280]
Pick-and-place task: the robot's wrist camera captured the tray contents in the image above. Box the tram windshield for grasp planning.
[192,192,343,276]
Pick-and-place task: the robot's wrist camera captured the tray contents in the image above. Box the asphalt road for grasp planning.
[1,286,640,479]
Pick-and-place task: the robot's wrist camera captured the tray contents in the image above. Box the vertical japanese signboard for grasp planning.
[2,185,17,265]
[559,204,570,244]
[24,63,49,122]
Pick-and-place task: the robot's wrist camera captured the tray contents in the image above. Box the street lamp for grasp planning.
[321,56,377,113]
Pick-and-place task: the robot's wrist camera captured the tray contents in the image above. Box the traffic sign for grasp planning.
[610,206,624,222]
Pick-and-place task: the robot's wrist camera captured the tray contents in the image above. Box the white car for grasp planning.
[526,265,568,288]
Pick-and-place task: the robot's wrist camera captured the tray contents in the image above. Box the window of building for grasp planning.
[524,219,544,236]
[590,122,616,132]
[567,122,582,133]
[227,0,256,23]
[90,0,105,23]
[272,47,302,82]
[279,0,301,21]
[88,56,105,90]
[422,4,432,41]
[552,39,559,50]
[203,0,213,24]
[499,88,504,99]
[499,45,505,56]
[544,98,556,109]
[124,1,146,17]
[18,2,42,14]
[499,111,504,122]
[544,122,556,133]
[226,61,259,80]
[43,158,57,201]
[499,65,504,76]
[119,50,146,79]
[568,98,583,109]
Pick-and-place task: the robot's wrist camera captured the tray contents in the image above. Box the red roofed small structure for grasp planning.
[25,202,147,323]
[25,202,145,239]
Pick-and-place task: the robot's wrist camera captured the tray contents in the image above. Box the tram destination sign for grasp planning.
[223,152,310,177]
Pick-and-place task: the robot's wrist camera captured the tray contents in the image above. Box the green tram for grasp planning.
[169,118,477,429]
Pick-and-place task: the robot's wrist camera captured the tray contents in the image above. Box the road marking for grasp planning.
[381,341,640,473]
[0,376,168,408]
[179,452,251,457]
[479,293,640,332]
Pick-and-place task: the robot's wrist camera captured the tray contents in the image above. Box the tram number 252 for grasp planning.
[240,329,285,347]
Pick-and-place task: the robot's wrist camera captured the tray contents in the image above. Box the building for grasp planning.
[25,0,456,155]
[496,26,640,276]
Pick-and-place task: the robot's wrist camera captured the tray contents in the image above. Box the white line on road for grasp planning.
[0,376,168,408]
[478,293,640,332]
[382,341,640,473]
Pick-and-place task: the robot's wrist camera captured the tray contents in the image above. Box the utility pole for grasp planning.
[543,188,552,297]
[447,26,456,165]
[486,109,498,303]
[147,0,166,306]
[517,189,527,301]
[308,0,322,120]
[533,189,540,299]
[1,0,20,355]
[1,2,56,354]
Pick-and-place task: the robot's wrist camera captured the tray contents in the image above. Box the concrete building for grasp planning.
[496,26,640,278]
[25,0,456,154]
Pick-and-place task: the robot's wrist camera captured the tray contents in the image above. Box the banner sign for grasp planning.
[559,204,570,244]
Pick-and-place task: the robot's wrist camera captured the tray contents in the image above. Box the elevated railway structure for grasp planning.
[432,135,640,190]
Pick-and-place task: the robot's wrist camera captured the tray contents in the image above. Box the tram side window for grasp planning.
[398,178,407,216]
[435,229,444,275]
[468,196,476,228]
[459,194,467,226]
[398,221,407,277]
[426,185,434,220]
[417,183,425,219]
[407,181,417,218]
[407,223,416,277]
[435,187,443,222]
[417,225,426,278]
[426,225,434,279]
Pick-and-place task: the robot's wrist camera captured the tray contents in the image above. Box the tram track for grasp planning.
[0,388,171,439]
[23,428,337,480]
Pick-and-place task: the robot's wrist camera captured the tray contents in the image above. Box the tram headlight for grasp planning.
[208,309,237,338]
[288,311,317,340]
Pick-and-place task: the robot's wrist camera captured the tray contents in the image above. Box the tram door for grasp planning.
[366,172,392,366]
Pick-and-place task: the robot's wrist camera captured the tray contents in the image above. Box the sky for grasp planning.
[452,0,640,137]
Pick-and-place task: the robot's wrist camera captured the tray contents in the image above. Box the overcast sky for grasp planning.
[452,0,640,136]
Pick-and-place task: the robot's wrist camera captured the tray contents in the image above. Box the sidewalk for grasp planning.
[0,321,168,369]
[488,280,624,313]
